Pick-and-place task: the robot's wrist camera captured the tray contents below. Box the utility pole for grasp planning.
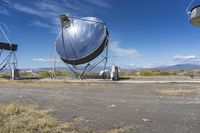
[52,41,56,79]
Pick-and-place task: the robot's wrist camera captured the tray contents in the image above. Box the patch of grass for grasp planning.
[38,71,51,78]
[0,80,103,89]
[0,103,137,133]
[0,80,69,88]
[120,71,137,77]
[0,72,10,78]
[139,70,178,76]
[157,89,195,96]
[0,103,75,133]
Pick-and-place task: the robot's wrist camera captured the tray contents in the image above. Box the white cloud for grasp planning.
[4,0,111,33]
[110,41,140,58]
[173,55,198,62]
[129,63,136,66]
[85,0,110,8]
[32,58,61,62]
[0,7,9,15]
[144,63,172,69]
[13,3,44,17]
[2,0,10,4]
[31,20,51,28]
[34,1,60,12]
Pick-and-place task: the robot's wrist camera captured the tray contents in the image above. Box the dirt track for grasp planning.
[1,81,200,132]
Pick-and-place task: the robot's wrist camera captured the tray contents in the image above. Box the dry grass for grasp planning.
[0,103,136,133]
[0,80,100,89]
[0,103,76,133]
[157,89,195,96]
[0,80,70,87]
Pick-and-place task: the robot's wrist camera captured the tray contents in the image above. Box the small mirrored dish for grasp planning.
[190,5,200,26]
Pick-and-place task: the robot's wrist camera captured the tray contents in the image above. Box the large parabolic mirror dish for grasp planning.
[55,14,109,79]
[56,15,109,65]
[190,5,200,26]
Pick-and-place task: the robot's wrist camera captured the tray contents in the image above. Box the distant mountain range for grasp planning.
[151,64,200,71]
[18,64,200,72]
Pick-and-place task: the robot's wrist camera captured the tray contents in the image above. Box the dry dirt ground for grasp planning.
[1,79,200,133]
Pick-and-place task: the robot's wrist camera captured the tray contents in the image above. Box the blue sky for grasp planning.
[0,0,200,69]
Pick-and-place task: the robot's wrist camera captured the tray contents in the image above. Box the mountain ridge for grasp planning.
[18,64,200,72]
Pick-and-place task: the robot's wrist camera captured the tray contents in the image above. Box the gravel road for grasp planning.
[1,82,200,132]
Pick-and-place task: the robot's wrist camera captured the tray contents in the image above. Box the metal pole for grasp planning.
[103,41,109,79]
[52,41,56,79]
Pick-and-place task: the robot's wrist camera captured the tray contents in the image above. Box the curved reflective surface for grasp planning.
[56,17,108,65]
[190,6,200,26]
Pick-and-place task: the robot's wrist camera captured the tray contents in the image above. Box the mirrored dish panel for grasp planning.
[190,5,200,26]
[56,17,108,65]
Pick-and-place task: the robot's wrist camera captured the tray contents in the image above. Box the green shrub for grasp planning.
[169,71,177,75]
[38,71,71,78]
[20,72,35,77]
[87,72,99,77]
[140,70,177,76]
[54,71,62,76]
[62,71,71,76]
[38,71,51,78]
[183,70,200,76]
[140,70,155,76]
[120,71,136,77]
[0,72,10,78]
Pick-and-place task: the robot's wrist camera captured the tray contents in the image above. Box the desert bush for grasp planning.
[140,70,177,76]
[160,71,177,76]
[0,72,10,78]
[183,70,200,76]
[54,71,62,76]
[120,71,136,77]
[169,71,177,75]
[87,72,99,77]
[140,70,155,76]
[20,72,35,77]
[62,71,71,76]
[52,71,72,77]
[38,71,51,78]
